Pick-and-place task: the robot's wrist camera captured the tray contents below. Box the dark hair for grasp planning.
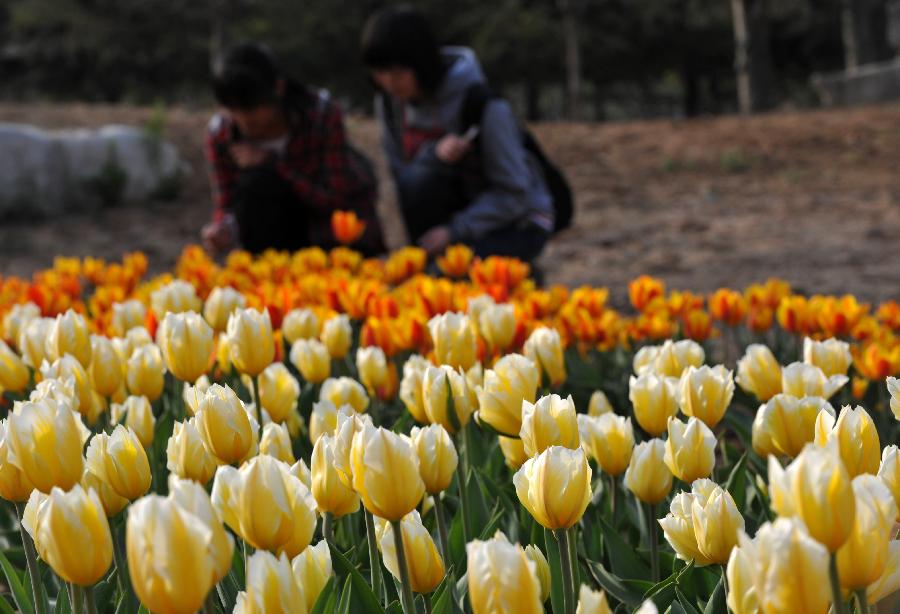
[361,6,445,94]
[212,42,288,109]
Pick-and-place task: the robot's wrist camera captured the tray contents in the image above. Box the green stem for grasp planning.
[567,525,579,602]
[252,375,263,439]
[84,585,97,614]
[111,520,134,608]
[202,592,218,614]
[391,520,417,614]
[424,593,434,614]
[608,474,618,522]
[645,503,659,583]
[15,502,44,614]
[243,540,252,589]
[721,564,729,603]
[455,430,471,543]
[433,495,451,566]
[855,588,869,614]
[323,512,335,545]
[70,584,84,614]
[829,552,848,614]
[364,511,383,603]
[555,528,576,614]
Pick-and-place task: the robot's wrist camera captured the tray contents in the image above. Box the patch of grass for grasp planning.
[719,148,750,173]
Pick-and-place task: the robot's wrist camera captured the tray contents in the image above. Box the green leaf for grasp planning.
[583,560,644,608]
[703,572,726,614]
[336,575,353,614]
[216,570,241,612]
[724,451,749,511]
[596,514,650,580]
[384,601,403,614]
[310,577,336,614]
[544,529,565,614]
[0,549,34,614]
[675,586,701,614]
[0,596,15,614]
[54,583,70,614]
[329,543,385,614]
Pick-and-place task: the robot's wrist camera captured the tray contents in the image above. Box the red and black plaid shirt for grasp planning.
[206,89,383,252]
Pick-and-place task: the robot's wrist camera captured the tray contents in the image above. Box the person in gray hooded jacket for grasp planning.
[361,6,554,263]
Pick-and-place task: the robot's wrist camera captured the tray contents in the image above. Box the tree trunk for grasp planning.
[842,0,860,70]
[557,0,582,121]
[730,0,773,114]
[843,0,891,70]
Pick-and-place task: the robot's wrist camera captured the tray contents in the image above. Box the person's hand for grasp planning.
[202,218,235,253]
[418,225,452,256]
[435,134,472,164]
[229,143,269,168]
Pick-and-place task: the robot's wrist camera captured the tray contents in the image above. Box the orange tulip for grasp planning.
[628,275,665,312]
[709,289,747,326]
[331,211,367,245]
[437,245,474,278]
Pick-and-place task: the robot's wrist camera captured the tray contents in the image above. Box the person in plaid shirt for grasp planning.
[202,43,384,255]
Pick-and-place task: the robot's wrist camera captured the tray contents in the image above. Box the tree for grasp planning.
[731,0,774,113]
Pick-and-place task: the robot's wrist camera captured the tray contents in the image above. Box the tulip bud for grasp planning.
[321,314,352,359]
[167,475,235,583]
[624,439,673,505]
[499,435,529,470]
[126,344,165,401]
[331,410,373,486]
[514,446,592,529]
[28,377,77,408]
[110,299,146,337]
[111,395,155,448]
[578,413,634,476]
[422,365,474,433]
[156,311,214,383]
[0,419,34,502]
[0,340,28,394]
[781,362,847,399]
[752,395,833,459]
[628,373,679,437]
[7,397,86,493]
[888,376,900,420]
[289,338,331,385]
[167,418,220,485]
[635,340,704,378]
[45,309,92,368]
[2,302,40,349]
[259,422,295,464]
[664,417,716,483]
[195,383,255,465]
[576,585,612,614]
[814,405,880,477]
[89,335,123,398]
[410,424,458,494]
[227,308,275,377]
[428,312,477,370]
[690,481,745,565]
[466,531,543,614]
[735,344,782,402]
[183,376,211,417]
[282,308,320,344]
[311,434,360,517]
[803,337,852,377]
[212,455,317,557]
[659,489,709,564]
[867,541,900,604]
[380,510,445,594]
[678,365,734,428]
[152,279,203,316]
[520,394,580,457]
[523,327,566,386]
[127,494,219,613]
[319,376,369,413]
[81,467,128,518]
[350,423,425,521]
[291,540,333,611]
[356,346,388,394]
[588,390,613,416]
[309,400,354,444]
[24,485,112,585]
[257,363,299,424]
[18,317,52,369]
[479,303,516,352]
[86,425,152,500]
[878,445,900,519]
[203,286,246,333]
[235,550,304,613]
[478,353,539,437]
[836,475,897,589]
[725,541,758,614]
[525,545,551,603]
[399,354,431,424]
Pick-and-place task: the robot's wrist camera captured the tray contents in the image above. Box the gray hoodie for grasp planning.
[376,47,554,241]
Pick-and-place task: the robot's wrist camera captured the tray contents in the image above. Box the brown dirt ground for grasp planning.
[1,102,899,306]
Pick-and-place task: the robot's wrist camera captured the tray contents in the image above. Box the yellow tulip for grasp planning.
[400,354,431,424]
[814,405,880,477]
[422,365,474,433]
[166,418,220,485]
[320,314,352,359]
[310,434,360,517]
[525,545,551,603]
[520,393,580,457]
[308,400,353,444]
[167,475,235,583]
[523,327,566,386]
[291,540,332,612]
[89,334,123,397]
[514,445,592,529]
[110,299,146,337]
[126,344,165,401]
[195,383,255,465]
[477,353,539,437]
[678,364,734,428]
[867,541,900,604]
[428,312,477,370]
[0,419,34,502]
[290,459,312,490]
[578,413,634,476]
[888,376,900,420]
[624,439,673,505]
[211,455,317,557]
[350,423,424,521]
[2,302,40,350]
[479,303,516,352]
[258,363,299,423]
[40,354,93,421]
[634,340,704,378]
[381,511,445,594]
[203,286,246,333]
[466,294,496,331]
[836,475,896,589]
[227,308,275,377]
[81,467,128,517]
[0,340,29,393]
[410,424,458,494]
[7,397,86,493]
[725,540,759,614]
[156,311,214,383]
[127,494,218,613]
[235,550,305,614]
[24,485,112,585]
[45,309,92,367]
[752,395,833,459]
[498,435,529,469]
[576,585,612,614]
[281,308,320,344]
[85,425,151,500]
[111,395,155,448]
[588,390,613,416]
[151,279,202,315]
[628,372,679,437]
[660,488,709,564]
[690,480,745,565]
[28,377,76,408]
[664,417,716,483]
[782,362,847,399]
[878,445,900,519]
[735,344,782,402]
[356,346,388,394]
[803,337,852,377]
[18,317,52,369]
[319,376,369,413]
[182,377,210,418]
[259,422,295,464]
[290,339,331,384]
[466,531,543,614]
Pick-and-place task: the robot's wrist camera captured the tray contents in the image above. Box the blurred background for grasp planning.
[1,0,899,304]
